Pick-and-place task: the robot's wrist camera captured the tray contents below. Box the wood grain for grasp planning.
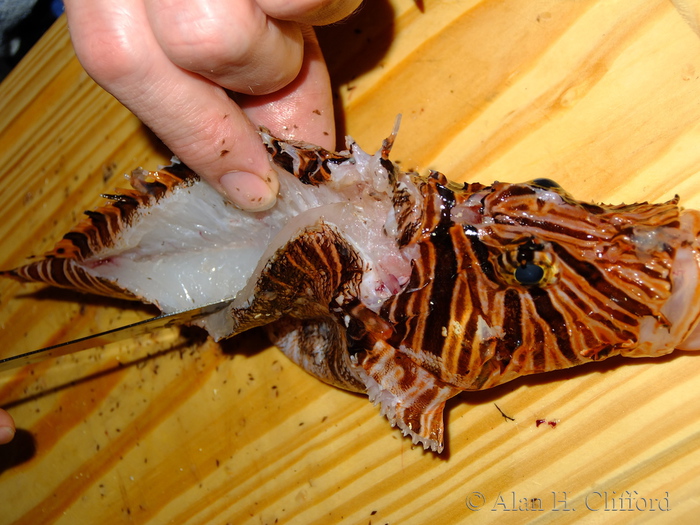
[2,1,700,522]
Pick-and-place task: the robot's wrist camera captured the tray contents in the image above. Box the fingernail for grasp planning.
[220,171,277,211]
[0,426,15,445]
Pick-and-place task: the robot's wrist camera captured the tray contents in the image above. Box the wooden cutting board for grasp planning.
[3,1,700,522]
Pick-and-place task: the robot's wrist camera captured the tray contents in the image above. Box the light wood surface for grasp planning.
[3,1,700,523]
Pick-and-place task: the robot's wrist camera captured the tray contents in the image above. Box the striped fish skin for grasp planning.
[5,128,700,453]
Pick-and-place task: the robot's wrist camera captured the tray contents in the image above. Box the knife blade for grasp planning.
[0,299,233,372]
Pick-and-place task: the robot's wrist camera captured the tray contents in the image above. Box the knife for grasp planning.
[0,299,233,372]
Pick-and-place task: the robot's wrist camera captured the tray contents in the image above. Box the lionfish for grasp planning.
[5,125,700,453]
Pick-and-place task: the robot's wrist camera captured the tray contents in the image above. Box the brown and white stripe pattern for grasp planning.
[2,162,198,300]
[4,132,700,453]
[345,170,699,451]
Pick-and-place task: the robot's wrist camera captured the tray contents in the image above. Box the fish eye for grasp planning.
[514,262,545,285]
[496,238,558,288]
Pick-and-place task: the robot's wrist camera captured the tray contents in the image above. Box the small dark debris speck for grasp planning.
[494,403,514,422]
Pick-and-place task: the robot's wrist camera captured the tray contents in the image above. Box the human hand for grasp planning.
[0,408,15,444]
[63,0,361,210]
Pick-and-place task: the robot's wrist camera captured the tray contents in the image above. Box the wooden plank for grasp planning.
[2,1,700,522]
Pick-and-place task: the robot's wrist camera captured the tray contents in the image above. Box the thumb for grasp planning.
[65,0,284,210]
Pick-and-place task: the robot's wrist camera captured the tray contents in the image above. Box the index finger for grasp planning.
[64,0,288,210]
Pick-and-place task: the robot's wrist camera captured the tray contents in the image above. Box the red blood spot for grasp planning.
[87,257,116,268]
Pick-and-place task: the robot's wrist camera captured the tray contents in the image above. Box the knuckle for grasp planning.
[261,0,363,25]
[74,27,151,85]
[159,17,257,71]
